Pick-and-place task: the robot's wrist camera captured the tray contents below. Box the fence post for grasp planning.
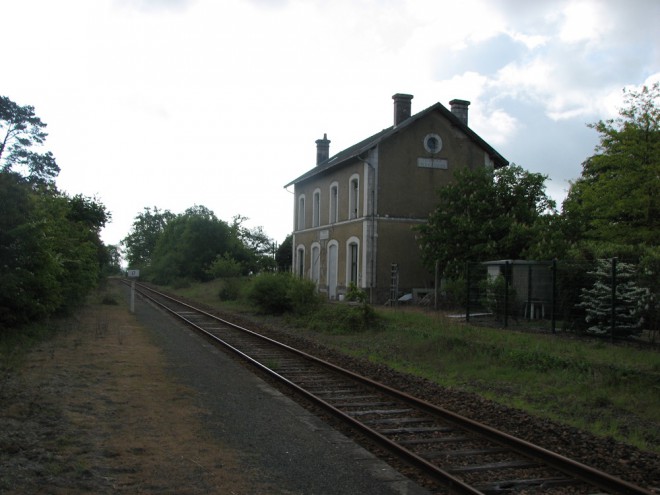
[465,262,471,322]
[551,259,557,334]
[611,257,617,343]
[526,264,533,321]
[504,261,510,328]
[434,260,439,311]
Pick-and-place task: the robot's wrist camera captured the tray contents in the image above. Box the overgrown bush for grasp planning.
[442,277,467,309]
[246,273,320,315]
[288,277,321,315]
[479,275,517,320]
[307,302,378,334]
[207,254,243,279]
[346,282,367,303]
[218,277,243,301]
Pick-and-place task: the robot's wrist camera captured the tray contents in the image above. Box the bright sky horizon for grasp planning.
[3,0,659,250]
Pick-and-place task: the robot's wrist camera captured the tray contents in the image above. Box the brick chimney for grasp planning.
[392,93,413,126]
[449,99,470,126]
[315,133,330,165]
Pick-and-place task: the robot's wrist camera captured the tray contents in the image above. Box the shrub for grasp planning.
[246,273,293,314]
[346,282,367,303]
[479,275,517,320]
[288,277,321,315]
[207,254,243,279]
[246,273,321,315]
[307,302,378,334]
[101,295,119,305]
[442,277,467,309]
[348,302,377,331]
[218,278,243,301]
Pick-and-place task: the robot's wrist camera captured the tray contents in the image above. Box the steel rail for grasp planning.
[131,282,652,495]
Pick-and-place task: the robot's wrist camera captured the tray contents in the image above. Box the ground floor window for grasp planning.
[297,246,305,278]
[311,244,320,283]
[349,242,358,285]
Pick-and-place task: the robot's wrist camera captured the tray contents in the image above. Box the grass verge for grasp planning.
[165,278,660,453]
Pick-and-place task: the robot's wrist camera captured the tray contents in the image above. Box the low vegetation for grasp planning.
[167,276,659,454]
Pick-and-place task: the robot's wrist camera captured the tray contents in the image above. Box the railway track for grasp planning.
[130,282,652,495]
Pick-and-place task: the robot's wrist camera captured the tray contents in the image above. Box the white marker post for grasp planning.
[127,269,140,313]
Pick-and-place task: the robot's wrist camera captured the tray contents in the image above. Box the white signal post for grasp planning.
[127,269,140,313]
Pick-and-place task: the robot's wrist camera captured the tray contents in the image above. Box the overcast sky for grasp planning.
[3,0,659,248]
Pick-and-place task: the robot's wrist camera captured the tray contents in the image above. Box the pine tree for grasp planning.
[578,259,648,337]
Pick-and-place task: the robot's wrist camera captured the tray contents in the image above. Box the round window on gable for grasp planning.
[423,133,442,154]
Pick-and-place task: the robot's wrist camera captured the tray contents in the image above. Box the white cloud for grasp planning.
[2,0,657,245]
[557,1,609,44]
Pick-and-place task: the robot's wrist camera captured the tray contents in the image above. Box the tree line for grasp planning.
[2,84,657,331]
[0,94,292,330]
[1,96,121,330]
[121,206,292,285]
[415,83,658,336]
[416,83,659,275]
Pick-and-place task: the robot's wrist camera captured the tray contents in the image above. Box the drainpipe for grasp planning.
[357,152,376,304]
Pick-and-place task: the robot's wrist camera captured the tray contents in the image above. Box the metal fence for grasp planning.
[464,258,658,342]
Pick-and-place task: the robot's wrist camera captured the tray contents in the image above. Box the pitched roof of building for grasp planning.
[284,100,509,188]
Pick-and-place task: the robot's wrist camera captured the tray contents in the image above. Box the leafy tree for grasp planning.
[0,172,110,327]
[150,205,234,284]
[275,234,293,272]
[103,244,123,276]
[563,83,660,251]
[206,253,243,279]
[416,164,556,279]
[0,96,60,183]
[0,96,112,328]
[0,172,60,325]
[230,215,276,273]
[122,206,175,269]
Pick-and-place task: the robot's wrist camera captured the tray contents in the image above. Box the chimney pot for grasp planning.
[392,93,413,126]
[449,99,470,126]
[315,133,330,165]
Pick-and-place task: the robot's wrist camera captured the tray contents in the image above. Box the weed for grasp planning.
[264,358,280,371]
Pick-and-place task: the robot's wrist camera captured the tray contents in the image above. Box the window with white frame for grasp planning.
[297,195,306,231]
[349,175,359,219]
[348,240,359,285]
[311,243,320,283]
[312,189,321,227]
[296,246,305,278]
[329,183,338,224]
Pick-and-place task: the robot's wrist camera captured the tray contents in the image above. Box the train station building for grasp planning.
[284,93,508,304]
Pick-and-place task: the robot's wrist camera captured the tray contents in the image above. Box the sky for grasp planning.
[3,0,659,250]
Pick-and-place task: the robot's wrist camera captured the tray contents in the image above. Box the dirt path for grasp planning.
[0,299,261,494]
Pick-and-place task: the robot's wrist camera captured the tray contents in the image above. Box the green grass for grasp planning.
[0,283,128,374]
[166,280,660,453]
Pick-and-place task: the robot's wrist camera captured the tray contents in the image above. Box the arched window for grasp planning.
[329,182,338,224]
[311,243,320,284]
[312,189,321,227]
[296,245,305,278]
[327,241,338,300]
[349,175,359,219]
[297,195,306,231]
[346,237,359,286]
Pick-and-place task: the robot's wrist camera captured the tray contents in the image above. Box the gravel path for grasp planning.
[0,286,430,494]
[133,292,431,494]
